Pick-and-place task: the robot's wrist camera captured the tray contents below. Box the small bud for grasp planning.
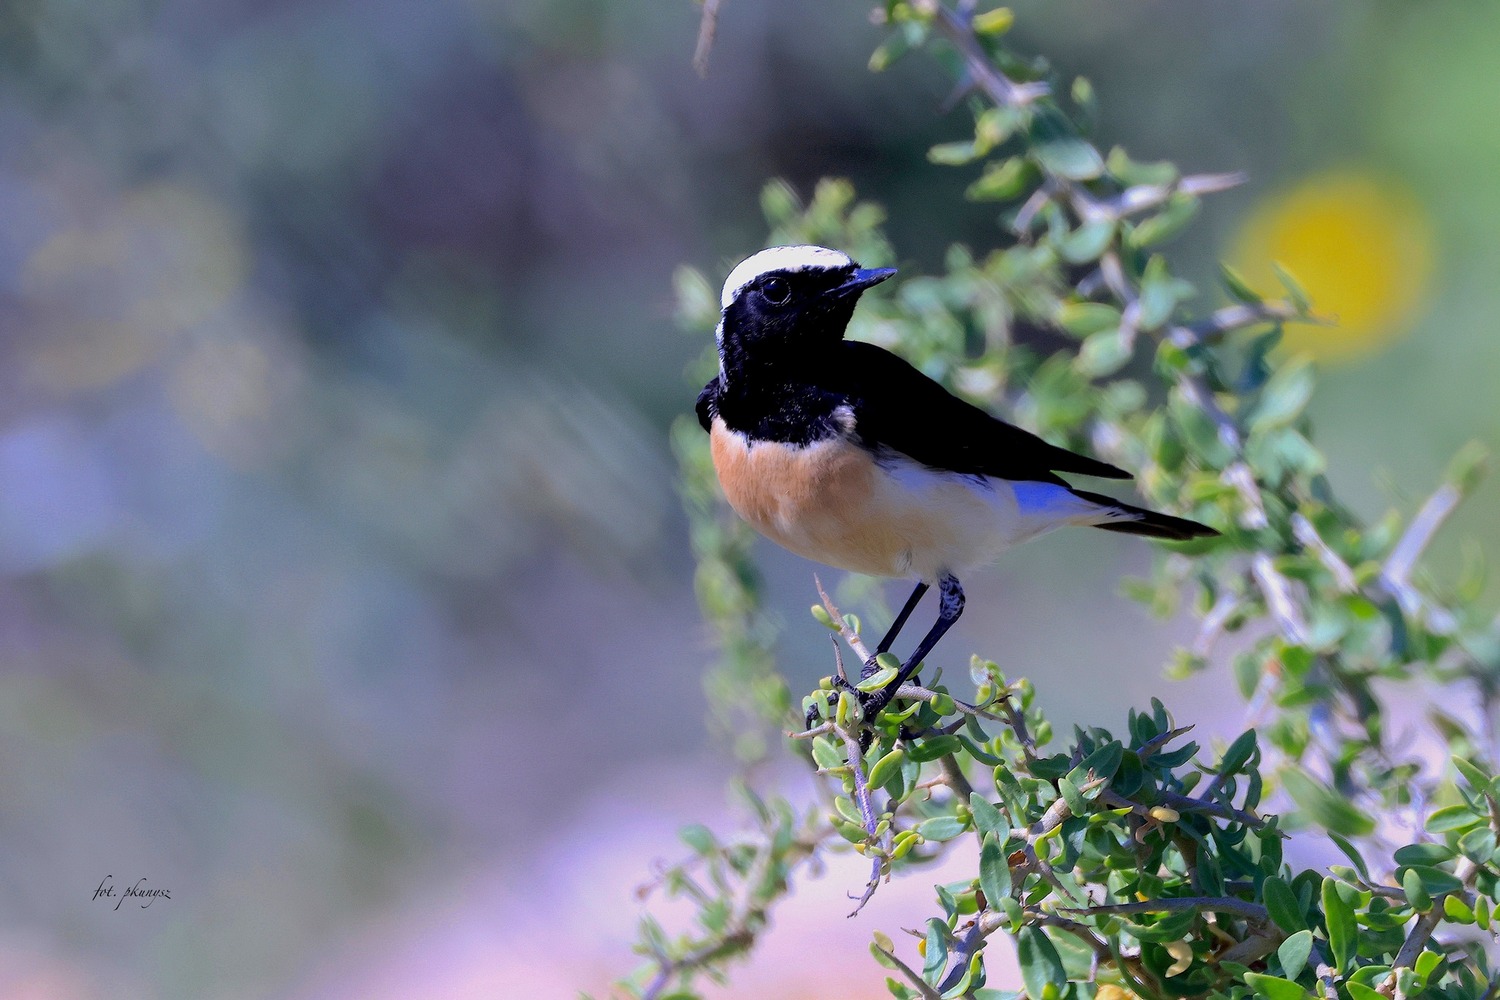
[1149,806,1180,823]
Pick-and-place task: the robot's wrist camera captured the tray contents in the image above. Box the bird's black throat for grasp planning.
[696,364,850,449]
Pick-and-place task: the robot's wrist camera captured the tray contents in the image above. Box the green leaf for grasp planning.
[679,823,716,855]
[1272,262,1311,313]
[1281,768,1375,837]
[1244,973,1312,1000]
[812,736,846,770]
[1137,255,1194,330]
[1459,826,1497,863]
[1452,754,1493,792]
[1233,651,1261,700]
[1327,832,1370,881]
[1218,729,1259,777]
[918,816,966,842]
[929,140,980,166]
[970,794,1009,840]
[1426,804,1483,833]
[1016,926,1067,1000]
[1250,356,1314,434]
[1403,867,1432,912]
[1322,876,1357,973]
[1220,264,1263,304]
[1056,220,1116,264]
[867,748,907,790]
[1071,75,1097,125]
[1445,893,1475,923]
[1035,138,1105,181]
[923,918,948,985]
[1263,876,1306,934]
[967,158,1035,202]
[1277,929,1314,981]
[1106,148,1179,187]
[908,735,964,762]
[1446,440,1490,495]
[1056,301,1122,338]
[1068,740,1124,787]
[758,180,801,225]
[1057,776,1088,816]
[973,6,1015,35]
[1393,842,1457,865]
[856,665,900,692]
[980,832,1013,907]
[1126,194,1199,249]
[1077,329,1134,377]
[1347,983,1385,1000]
[1404,865,1464,896]
[871,930,899,968]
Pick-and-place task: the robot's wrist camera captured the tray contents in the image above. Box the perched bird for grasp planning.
[696,245,1217,715]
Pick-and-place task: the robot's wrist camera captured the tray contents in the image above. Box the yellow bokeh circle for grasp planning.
[1227,170,1435,363]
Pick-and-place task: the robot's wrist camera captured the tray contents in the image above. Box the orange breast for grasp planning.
[708,417,969,578]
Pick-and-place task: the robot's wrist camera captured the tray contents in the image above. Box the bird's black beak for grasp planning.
[831,266,897,298]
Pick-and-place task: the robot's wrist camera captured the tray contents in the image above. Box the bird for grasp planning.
[695,244,1218,717]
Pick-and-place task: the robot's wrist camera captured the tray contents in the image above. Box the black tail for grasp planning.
[1071,490,1219,541]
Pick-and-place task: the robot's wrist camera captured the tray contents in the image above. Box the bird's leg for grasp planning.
[860,574,965,719]
[860,580,930,678]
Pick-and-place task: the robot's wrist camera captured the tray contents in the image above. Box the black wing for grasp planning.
[834,341,1130,483]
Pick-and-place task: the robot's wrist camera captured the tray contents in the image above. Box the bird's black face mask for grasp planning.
[718,265,895,379]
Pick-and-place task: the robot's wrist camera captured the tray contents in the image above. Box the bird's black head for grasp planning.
[715,245,896,384]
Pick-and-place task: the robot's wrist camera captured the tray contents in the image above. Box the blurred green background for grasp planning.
[1,0,1496,996]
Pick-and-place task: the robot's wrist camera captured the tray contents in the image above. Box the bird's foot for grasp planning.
[803,669,911,730]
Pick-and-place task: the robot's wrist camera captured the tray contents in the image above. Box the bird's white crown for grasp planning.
[719,245,852,310]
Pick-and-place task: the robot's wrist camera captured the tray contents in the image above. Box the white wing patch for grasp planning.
[719,245,853,309]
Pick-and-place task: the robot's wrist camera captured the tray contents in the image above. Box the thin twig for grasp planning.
[1077,171,1246,224]
[997,691,1040,761]
[935,921,987,995]
[1192,591,1241,659]
[1252,553,1309,645]
[1382,482,1462,619]
[691,0,721,77]
[1173,300,1319,346]
[928,4,1050,107]
[939,754,975,800]
[873,941,944,1000]
[834,715,887,916]
[816,575,874,665]
[1316,964,1340,1000]
[1140,724,1195,758]
[1099,788,1264,829]
[897,682,1008,722]
[1061,896,1268,920]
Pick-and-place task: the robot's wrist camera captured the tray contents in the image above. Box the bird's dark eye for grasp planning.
[760,277,791,305]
